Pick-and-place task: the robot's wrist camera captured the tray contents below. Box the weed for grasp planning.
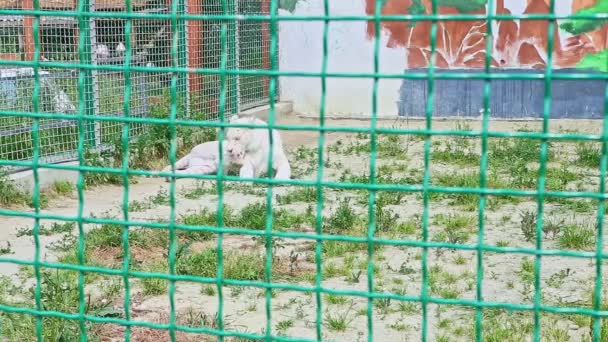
[0,268,109,341]
[325,294,348,305]
[82,148,123,188]
[179,206,239,240]
[347,270,363,284]
[397,302,419,315]
[0,242,12,255]
[52,180,75,196]
[432,213,476,244]
[176,248,265,281]
[324,199,357,234]
[431,134,480,167]
[453,255,467,265]
[575,142,601,168]
[558,222,595,251]
[141,276,167,296]
[0,169,31,208]
[519,257,535,285]
[236,202,314,231]
[542,216,564,239]
[149,188,170,206]
[323,304,355,332]
[489,135,554,167]
[127,199,151,212]
[276,187,316,205]
[432,171,512,211]
[322,240,365,257]
[389,321,408,331]
[275,319,294,335]
[496,240,509,247]
[546,269,571,288]
[16,222,75,237]
[375,298,392,315]
[519,210,537,243]
[201,286,216,296]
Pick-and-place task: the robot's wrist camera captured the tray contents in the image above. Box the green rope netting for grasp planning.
[0,0,607,341]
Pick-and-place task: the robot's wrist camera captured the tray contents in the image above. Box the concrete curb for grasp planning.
[241,101,294,121]
[8,161,81,194]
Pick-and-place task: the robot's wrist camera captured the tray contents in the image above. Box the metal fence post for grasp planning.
[78,0,97,147]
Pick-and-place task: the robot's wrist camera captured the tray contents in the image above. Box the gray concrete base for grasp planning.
[8,161,81,193]
[241,101,294,121]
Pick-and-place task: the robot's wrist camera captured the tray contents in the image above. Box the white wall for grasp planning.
[278,0,405,116]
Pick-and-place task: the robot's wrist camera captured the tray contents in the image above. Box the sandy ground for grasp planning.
[1,113,608,341]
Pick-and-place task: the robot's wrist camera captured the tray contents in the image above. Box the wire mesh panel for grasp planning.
[0,1,182,172]
[0,10,82,168]
[237,0,275,110]
[187,0,238,120]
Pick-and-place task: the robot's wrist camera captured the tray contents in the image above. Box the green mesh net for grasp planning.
[0,0,607,341]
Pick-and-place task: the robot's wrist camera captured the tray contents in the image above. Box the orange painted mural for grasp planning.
[365,0,608,71]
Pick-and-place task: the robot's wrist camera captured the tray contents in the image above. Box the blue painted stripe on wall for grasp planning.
[398,68,606,119]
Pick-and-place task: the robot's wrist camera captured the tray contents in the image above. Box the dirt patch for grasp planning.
[1,114,607,341]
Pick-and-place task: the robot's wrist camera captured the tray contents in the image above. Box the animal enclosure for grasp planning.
[1,1,608,342]
[0,0,274,172]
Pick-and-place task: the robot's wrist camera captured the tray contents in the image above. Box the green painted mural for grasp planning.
[279,0,305,13]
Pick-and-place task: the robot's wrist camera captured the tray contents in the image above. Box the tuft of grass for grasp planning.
[519,257,535,285]
[276,187,316,205]
[235,202,315,232]
[0,170,32,208]
[176,248,265,281]
[480,309,534,342]
[489,134,554,167]
[323,304,355,332]
[432,213,476,244]
[431,131,480,166]
[0,242,12,255]
[558,222,595,251]
[432,171,514,211]
[325,294,348,305]
[16,222,75,237]
[51,180,75,196]
[275,319,294,335]
[201,286,216,296]
[0,268,111,341]
[141,276,167,296]
[519,210,537,243]
[323,199,358,234]
[574,142,601,168]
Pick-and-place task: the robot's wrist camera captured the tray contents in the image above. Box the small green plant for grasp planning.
[325,294,348,305]
[519,210,537,243]
[558,222,595,251]
[201,286,216,296]
[141,276,167,296]
[323,304,355,332]
[375,298,392,315]
[0,242,12,255]
[16,222,75,237]
[324,199,357,234]
[276,187,316,205]
[0,170,31,207]
[490,239,507,248]
[51,180,75,196]
[453,254,467,265]
[574,142,601,168]
[432,213,476,244]
[275,319,294,335]
[519,257,535,285]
